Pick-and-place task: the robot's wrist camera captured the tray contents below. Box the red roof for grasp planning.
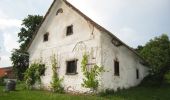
[0,67,14,78]
[0,68,7,77]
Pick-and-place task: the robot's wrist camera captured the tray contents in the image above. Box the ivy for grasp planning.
[81,53,104,91]
[50,54,64,93]
[24,62,45,89]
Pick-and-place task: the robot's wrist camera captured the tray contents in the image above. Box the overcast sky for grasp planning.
[0,0,170,67]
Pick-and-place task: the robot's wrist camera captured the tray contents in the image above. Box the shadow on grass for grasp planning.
[99,83,170,100]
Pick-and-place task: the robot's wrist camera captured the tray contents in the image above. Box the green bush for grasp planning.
[0,76,5,86]
[50,55,64,93]
[137,34,170,84]
[81,53,104,91]
[24,62,45,89]
[16,81,27,90]
[99,89,115,96]
[140,74,166,87]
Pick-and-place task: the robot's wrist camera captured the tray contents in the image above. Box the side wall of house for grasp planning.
[28,1,102,93]
[100,32,148,91]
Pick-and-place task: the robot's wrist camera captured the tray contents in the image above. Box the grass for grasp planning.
[0,84,170,100]
[104,84,170,100]
[0,84,105,100]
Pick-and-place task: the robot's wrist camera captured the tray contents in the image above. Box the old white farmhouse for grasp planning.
[27,0,148,93]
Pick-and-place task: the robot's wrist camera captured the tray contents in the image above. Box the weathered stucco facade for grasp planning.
[27,0,148,93]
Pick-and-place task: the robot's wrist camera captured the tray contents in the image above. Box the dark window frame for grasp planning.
[43,32,49,42]
[136,69,139,79]
[114,60,120,76]
[66,25,73,36]
[66,59,78,75]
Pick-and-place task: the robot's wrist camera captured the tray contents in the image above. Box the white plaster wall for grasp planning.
[28,1,102,93]
[100,32,148,91]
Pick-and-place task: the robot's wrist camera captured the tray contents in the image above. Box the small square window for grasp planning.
[66,25,73,36]
[114,60,119,76]
[43,32,49,42]
[66,60,77,75]
[136,69,139,79]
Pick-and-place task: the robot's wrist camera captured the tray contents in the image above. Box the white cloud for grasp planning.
[0,10,20,67]
[3,32,19,53]
[118,27,138,40]
[115,27,148,48]
[0,9,21,30]
[0,10,8,18]
[0,55,12,67]
[0,18,21,30]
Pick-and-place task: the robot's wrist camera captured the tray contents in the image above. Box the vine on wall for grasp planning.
[50,54,64,93]
[24,62,45,89]
[81,53,104,91]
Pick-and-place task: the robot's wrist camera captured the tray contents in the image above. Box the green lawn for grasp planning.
[0,84,170,100]
[105,85,170,100]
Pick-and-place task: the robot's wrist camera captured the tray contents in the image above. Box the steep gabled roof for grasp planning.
[26,0,146,63]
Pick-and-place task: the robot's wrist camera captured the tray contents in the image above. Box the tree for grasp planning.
[18,15,43,50]
[137,34,170,83]
[135,45,144,53]
[11,15,43,80]
[11,49,29,80]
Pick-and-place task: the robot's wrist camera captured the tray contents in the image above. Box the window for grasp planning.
[66,60,77,75]
[43,32,49,42]
[66,25,73,36]
[136,69,139,79]
[40,64,46,76]
[114,60,119,76]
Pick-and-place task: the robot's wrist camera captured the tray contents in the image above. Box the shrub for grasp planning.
[137,34,170,84]
[50,54,64,93]
[0,76,6,86]
[99,89,115,96]
[24,62,45,89]
[140,74,165,87]
[81,53,104,91]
